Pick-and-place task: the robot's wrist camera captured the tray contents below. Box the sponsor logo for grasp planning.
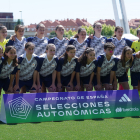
[8,97,32,119]
[116,107,139,113]
[51,64,55,67]
[83,46,86,49]
[32,63,35,67]
[119,94,131,102]
[64,43,67,46]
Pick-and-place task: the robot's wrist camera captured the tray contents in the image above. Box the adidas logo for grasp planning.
[119,94,131,102]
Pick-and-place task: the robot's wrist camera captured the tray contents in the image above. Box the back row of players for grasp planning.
[0,23,140,94]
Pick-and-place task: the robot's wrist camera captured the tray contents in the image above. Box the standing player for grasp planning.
[69,28,90,57]
[48,25,69,58]
[88,22,107,58]
[57,45,79,92]
[76,48,97,91]
[27,24,48,56]
[38,44,59,92]
[15,42,40,93]
[96,42,118,90]
[0,46,18,94]
[6,25,26,57]
[0,26,9,52]
[107,26,133,56]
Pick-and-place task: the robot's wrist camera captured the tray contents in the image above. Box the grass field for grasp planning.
[0,70,140,140]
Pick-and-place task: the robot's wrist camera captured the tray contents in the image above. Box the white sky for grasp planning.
[0,0,139,25]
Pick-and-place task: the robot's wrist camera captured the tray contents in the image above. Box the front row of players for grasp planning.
[0,41,140,94]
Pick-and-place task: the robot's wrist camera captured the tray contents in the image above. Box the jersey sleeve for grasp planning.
[11,66,18,75]
[125,38,133,47]
[106,38,113,42]
[26,37,34,42]
[97,55,104,67]
[6,40,14,47]
[93,60,98,73]
[34,57,40,72]
[57,58,64,72]
[74,59,80,72]
[48,38,55,44]
[68,39,75,45]
[55,58,59,71]
[111,58,119,71]
[38,57,44,72]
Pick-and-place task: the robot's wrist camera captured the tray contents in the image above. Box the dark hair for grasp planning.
[0,26,7,31]
[0,45,3,52]
[121,46,133,67]
[55,25,64,31]
[59,45,76,65]
[15,25,24,32]
[113,26,123,37]
[35,23,45,36]
[25,42,35,49]
[46,43,55,50]
[137,28,140,36]
[93,22,102,35]
[104,42,115,50]
[3,46,18,67]
[74,28,86,38]
[78,47,95,66]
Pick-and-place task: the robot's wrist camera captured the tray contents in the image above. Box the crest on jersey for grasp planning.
[64,43,67,46]
[83,45,86,49]
[110,63,113,66]
[11,67,14,71]
[89,66,93,70]
[51,64,55,67]
[71,64,74,68]
[32,63,35,67]
[101,39,105,44]
[44,40,48,43]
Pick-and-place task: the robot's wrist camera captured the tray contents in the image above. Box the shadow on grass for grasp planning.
[113,117,125,119]
[74,119,84,121]
[0,121,17,125]
[131,116,140,118]
[92,118,104,121]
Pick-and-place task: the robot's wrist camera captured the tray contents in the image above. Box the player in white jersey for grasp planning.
[48,25,69,58]
[107,26,133,56]
[6,25,26,57]
[88,22,107,58]
[76,48,98,91]
[69,28,90,57]
[57,45,79,92]
[16,42,40,93]
[27,24,48,56]
[38,44,59,92]
[0,46,18,94]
